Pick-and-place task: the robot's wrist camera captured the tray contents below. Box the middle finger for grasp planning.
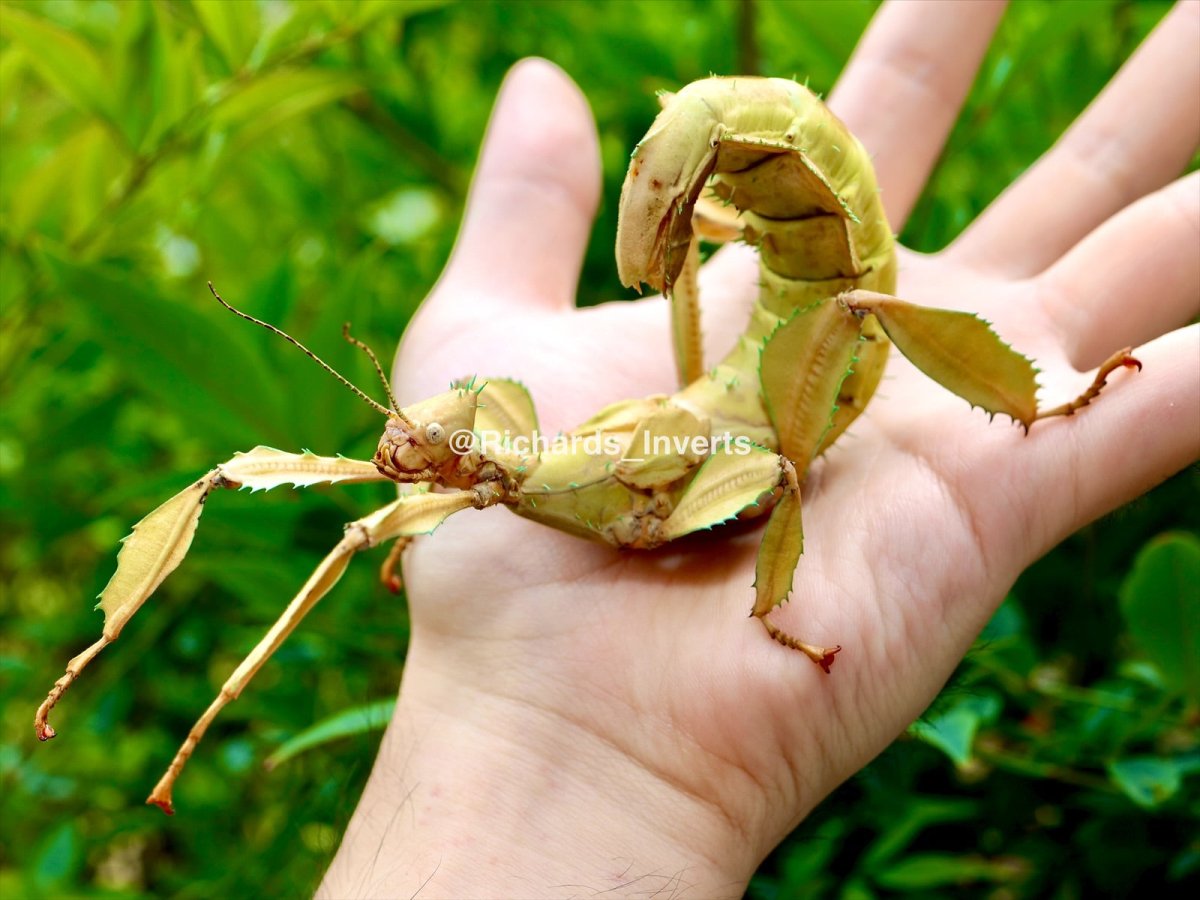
[950,2,1199,278]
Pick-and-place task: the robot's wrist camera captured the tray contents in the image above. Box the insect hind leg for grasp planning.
[145,489,476,814]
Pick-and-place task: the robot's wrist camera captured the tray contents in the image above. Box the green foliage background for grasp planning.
[1,0,1196,896]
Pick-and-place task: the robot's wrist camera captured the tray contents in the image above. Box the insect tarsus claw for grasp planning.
[816,646,842,674]
[380,537,408,594]
[146,796,175,816]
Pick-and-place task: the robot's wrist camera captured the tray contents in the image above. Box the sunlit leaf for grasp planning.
[212,68,362,151]
[8,123,116,241]
[0,7,117,126]
[192,0,259,73]
[145,7,202,148]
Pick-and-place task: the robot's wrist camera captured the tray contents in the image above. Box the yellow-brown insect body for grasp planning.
[618,76,895,458]
[38,77,1140,812]
[511,78,901,546]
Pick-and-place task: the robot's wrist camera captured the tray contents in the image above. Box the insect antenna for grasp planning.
[342,322,401,413]
[208,282,402,420]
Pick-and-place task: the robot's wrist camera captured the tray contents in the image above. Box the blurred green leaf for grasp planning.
[145,6,202,148]
[0,6,117,127]
[1169,846,1200,882]
[265,697,394,769]
[838,880,875,900]
[8,122,118,241]
[346,0,451,28]
[979,595,1025,641]
[875,853,1020,890]
[908,693,1001,766]
[33,821,80,889]
[188,549,321,608]
[192,0,260,73]
[1107,756,1184,809]
[213,68,362,150]
[862,797,977,870]
[1119,532,1200,699]
[44,254,292,447]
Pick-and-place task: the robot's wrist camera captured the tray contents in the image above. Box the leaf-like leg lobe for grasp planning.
[845,290,1040,429]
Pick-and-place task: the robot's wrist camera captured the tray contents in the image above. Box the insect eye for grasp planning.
[424,422,446,445]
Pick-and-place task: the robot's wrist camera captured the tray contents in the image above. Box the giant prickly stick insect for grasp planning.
[35,77,1140,813]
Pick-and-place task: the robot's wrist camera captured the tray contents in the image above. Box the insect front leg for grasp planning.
[145,486,482,814]
[34,447,386,743]
[843,291,1141,429]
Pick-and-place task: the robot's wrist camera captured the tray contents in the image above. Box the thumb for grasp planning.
[434,58,601,312]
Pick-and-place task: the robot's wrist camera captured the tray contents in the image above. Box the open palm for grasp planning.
[326,2,1198,895]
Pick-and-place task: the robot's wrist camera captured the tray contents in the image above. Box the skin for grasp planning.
[319,2,1200,897]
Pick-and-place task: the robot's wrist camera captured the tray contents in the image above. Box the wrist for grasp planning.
[320,633,757,899]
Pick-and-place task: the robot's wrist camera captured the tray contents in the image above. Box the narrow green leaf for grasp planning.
[9,124,116,241]
[212,68,361,150]
[1119,532,1200,700]
[0,44,26,101]
[43,255,291,448]
[192,0,259,72]
[876,854,1019,890]
[265,699,395,769]
[145,7,201,147]
[0,7,116,124]
[65,123,122,244]
[862,798,977,870]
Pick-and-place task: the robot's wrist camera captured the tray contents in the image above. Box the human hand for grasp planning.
[321,2,1198,897]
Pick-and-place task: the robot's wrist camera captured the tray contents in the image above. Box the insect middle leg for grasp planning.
[380,536,409,593]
